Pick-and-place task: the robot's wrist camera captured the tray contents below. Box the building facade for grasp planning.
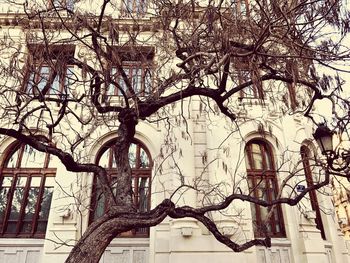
[0,0,349,263]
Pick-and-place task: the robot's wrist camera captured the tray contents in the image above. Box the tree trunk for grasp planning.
[65,217,123,263]
[65,111,138,263]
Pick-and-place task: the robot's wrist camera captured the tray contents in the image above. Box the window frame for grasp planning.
[24,45,75,97]
[300,145,326,240]
[234,58,264,100]
[121,0,147,17]
[48,0,74,11]
[104,46,154,101]
[106,61,153,98]
[89,139,152,237]
[286,60,299,110]
[0,142,56,238]
[245,140,286,238]
[237,69,263,99]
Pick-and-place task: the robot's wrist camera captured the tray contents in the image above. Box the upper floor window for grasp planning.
[237,69,263,99]
[286,60,299,110]
[122,0,147,17]
[89,140,152,237]
[0,142,56,238]
[245,140,285,237]
[107,62,152,97]
[231,0,250,17]
[25,45,75,97]
[300,145,326,239]
[48,0,74,11]
[105,46,154,100]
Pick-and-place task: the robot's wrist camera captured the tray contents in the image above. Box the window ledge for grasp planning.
[109,237,149,247]
[270,238,291,246]
[0,238,44,247]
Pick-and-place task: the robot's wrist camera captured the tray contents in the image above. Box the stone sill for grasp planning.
[0,238,44,247]
[109,237,150,247]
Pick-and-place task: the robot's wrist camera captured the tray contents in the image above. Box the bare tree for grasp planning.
[0,0,349,262]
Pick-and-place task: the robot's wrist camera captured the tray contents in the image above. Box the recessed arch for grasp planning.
[300,144,326,239]
[89,138,152,237]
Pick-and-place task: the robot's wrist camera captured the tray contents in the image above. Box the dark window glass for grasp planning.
[26,64,74,96]
[123,0,147,16]
[107,62,152,98]
[245,140,286,237]
[0,143,56,238]
[301,146,326,239]
[90,141,152,237]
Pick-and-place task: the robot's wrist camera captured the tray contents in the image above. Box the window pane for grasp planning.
[45,177,56,187]
[21,187,40,233]
[263,148,272,169]
[50,74,60,95]
[6,148,19,168]
[99,150,110,168]
[251,143,263,169]
[37,66,50,92]
[126,0,133,12]
[132,67,142,93]
[108,67,118,96]
[24,188,40,220]
[93,187,105,220]
[256,179,266,199]
[240,0,248,16]
[7,178,27,232]
[20,145,46,168]
[119,68,129,94]
[65,66,75,91]
[111,149,117,168]
[66,0,74,11]
[6,222,17,233]
[0,186,10,225]
[38,187,53,221]
[27,72,35,93]
[140,148,150,168]
[245,151,251,169]
[36,220,48,233]
[1,176,13,187]
[30,177,42,188]
[128,143,137,168]
[138,178,149,212]
[144,68,152,94]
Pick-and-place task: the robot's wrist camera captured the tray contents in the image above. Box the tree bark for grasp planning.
[66,110,138,263]
[65,217,124,263]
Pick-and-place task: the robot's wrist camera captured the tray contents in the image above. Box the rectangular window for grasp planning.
[27,64,74,96]
[107,62,152,97]
[122,0,147,17]
[25,45,75,97]
[238,69,263,99]
[245,141,285,238]
[0,173,55,238]
[286,61,299,109]
[0,143,56,238]
[48,0,74,11]
[231,0,250,17]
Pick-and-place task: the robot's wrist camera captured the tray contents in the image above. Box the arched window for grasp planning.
[300,145,326,239]
[245,140,286,237]
[0,143,56,238]
[89,140,152,237]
